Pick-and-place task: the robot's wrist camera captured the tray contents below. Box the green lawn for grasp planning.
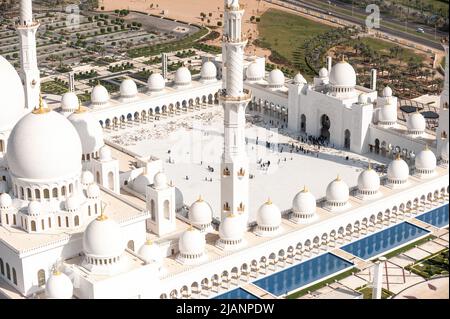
[358,286,394,299]
[285,267,357,299]
[41,80,69,95]
[258,9,333,63]
[359,37,424,63]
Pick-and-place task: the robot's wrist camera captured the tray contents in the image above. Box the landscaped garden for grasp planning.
[41,80,69,95]
[407,249,449,279]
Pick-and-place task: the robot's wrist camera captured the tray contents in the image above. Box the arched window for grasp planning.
[31,220,36,232]
[12,268,17,285]
[74,215,79,227]
[88,206,91,216]
[27,188,32,199]
[0,258,4,275]
[6,263,11,280]
[108,172,114,190]
[150,200,155,221]
[43,189,50,199]
[61,186,66,196]
[13,215,16,225]
[41,219,45,230]
[127,240,135,251]
[48,217,51,228]
[35,189,40,199]
[52,187,58,198]
[65,216,69,227]
[96,172,101,184]
[58,216,61,227]
[95,203,98,214]
[37,269,45,286]
[20,187,24,199]
[69,183,73,194]
[164,200,170,220]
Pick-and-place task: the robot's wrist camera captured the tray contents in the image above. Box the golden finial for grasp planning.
[228,212,236,218]
[74,99,86,114]
[188,224,194,231]
[197,195,204,202]
[302,185,309,192]
[266,198,272,205]
[395,153,401,160]
[368,161,372,170]
[145,239,153,245]
[96,202,108,221]
[53,269,61,276]
[424,144,429,151]
[32,94,50,114]
[336,174,341,181]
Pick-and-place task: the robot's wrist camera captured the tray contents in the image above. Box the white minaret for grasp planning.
[221,0,232,84]
[17,0,41,110]
[437,37,449,154]
[220,0,251,223]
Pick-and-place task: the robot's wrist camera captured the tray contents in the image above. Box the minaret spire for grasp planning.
[220,0,251,224]
[437,37,449,155]
[16,0,41,110]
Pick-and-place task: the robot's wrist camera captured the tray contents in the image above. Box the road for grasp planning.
[277,0,445,51]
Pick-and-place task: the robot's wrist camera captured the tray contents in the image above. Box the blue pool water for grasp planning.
[416,204,449,228]
[341,222,429,260]
[252,253,353,297]
[213,288,258,299]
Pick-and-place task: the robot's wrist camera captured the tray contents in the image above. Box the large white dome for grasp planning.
[326,176,349,205]
[138,240,163,265]
[189,196,213,226]
[357,166,380,194]
[200,61,217,81]
[256,199,281,228]
[148,73,165,92]
[60,92,79,113]
[7,109,82,181]
[415,146,436,173]
[83,214,124,259]
[91,84,109,106]
[407,111,426,134]
[45,271,73,299]
[175,67,192,86]
[0,55,27,132]
[292,187,316,214]
[179,227,205,256]
[120,78,138,98]
[246,62,263,82]
[387,156,409,183]
[268,68,285,88]
[219,213,244,241]
[329,60,356,88]
[68,108,104,156]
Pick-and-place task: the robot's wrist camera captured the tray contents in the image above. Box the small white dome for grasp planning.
[200,61,217,81]
[329,60,356,88]
[68,109,104,156]
[189,196,213,226]
[120,78,138,98]
[7,110,82,181]
[358,93,368,104]
[0,193,12,208]
[379,102,398,125]
[153,171,168,189]
[81,170,94,186]
[28,201,41,216]
[441,140,449,161]
[219,213,244,241]
[83,214,124,259]
[138,240,163,265]
[99,146,112,161]
[65,194,81,212]
[91,84,109,106]
[179,227,205,256]
[246,62,263,82]
[326,176,349,204]
[415,146,436,172]
[357,166,380,193]
[387,156,409,183]
[268,68,285,88]
[293,72,307,84]
[256,199,281,227]
[61,92,79,112]
[132,173,152,194]
[319,67,328,78]
[383,86,393,97]
[45,271,73,299]
[147,73,165,92]
[0,55,26,132]
[86,184,100,199]
[407,111,426,134]
[175,67,192,86]
[292,187,316,214]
